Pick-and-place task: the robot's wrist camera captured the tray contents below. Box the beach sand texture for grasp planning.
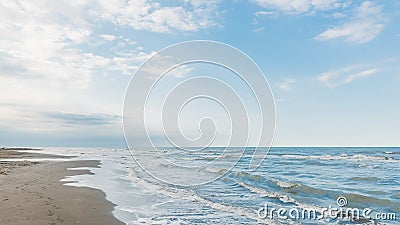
[0,149,124,225]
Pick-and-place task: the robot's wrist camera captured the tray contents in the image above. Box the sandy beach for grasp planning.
[0,148,124,225]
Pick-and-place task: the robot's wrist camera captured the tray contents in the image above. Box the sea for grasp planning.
[17,147,400,224]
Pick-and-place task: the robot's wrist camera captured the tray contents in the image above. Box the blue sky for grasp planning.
[0,0,399,147]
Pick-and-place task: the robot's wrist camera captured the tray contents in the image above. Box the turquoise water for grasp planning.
[37,147,399,224]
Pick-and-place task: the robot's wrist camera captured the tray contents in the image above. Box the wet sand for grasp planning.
[0,148,124,225]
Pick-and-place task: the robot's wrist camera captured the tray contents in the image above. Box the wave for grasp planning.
[237,181,400,224]
[344,193,400,211]
[384,151,399,155]
[125,168,284,225]
[227,171,327,196]
[237,182,295,203]
[229,171,264,181]
[237,182,327,214]
[350,176,379,181]
[278,154,398,162]
[235,172,399,211]
[275,180,300,189]
[204,167,227,174]
[393,193,400,199]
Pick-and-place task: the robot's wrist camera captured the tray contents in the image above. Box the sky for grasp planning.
[0,0,399,147]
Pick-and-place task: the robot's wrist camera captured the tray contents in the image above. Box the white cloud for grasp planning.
[315,1,386,43]
[0,0,218,134]
[90,0,220,33]
[100,34,117,41]
[253,27,264,32]
[317,65,379,87]
[254,11,276,16]
[332,12,346,18]
[169,65,193,78]
[277,78,296,91]
[253,0,347,14]
[0,0,219,87]
[0,1,153,84]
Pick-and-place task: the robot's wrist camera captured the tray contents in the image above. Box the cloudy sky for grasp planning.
[0,0,399,147]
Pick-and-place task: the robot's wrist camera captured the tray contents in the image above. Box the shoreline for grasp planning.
[0,148,124,225]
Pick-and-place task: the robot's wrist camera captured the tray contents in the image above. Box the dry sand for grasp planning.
[0,148,124,225]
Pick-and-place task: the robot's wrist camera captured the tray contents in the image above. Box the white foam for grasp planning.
[67,167,95,171]
[237,182,327,215]
[385,151,398,155]
[204,166,227,174]
[278,154,398,162]
[275,180,300,189]
[135,216,182,225]
[238,182,295,202]
[125,168,284,225]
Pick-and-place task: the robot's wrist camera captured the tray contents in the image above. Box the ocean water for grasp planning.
[22,147,400,224]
